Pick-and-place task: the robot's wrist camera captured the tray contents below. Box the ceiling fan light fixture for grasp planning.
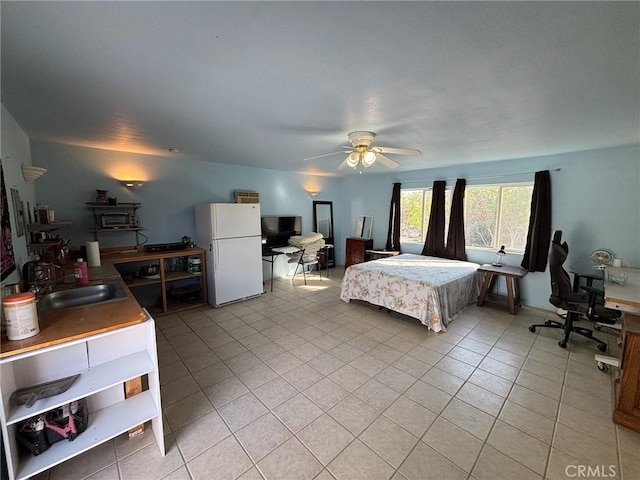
[347,151,360,167]
[362,151,376,167]
[308,130,418,171]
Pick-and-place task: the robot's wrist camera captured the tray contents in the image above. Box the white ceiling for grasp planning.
[2,1,638,177]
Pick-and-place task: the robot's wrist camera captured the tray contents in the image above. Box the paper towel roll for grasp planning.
[86,241,101,267]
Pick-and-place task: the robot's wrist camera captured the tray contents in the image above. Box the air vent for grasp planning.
[233,190,260,204]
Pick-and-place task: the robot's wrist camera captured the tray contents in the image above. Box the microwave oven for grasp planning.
[100,212,138,229]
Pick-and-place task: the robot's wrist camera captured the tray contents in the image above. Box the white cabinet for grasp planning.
[0,315,164,480]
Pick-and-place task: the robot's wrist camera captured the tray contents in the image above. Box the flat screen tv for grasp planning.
[261,215,302,248]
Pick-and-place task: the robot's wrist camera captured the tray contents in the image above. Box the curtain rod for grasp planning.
[399,168,561,186]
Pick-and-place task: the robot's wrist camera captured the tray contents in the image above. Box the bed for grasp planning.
[340,253,483,332]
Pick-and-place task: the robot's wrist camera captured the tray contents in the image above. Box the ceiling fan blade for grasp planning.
[303,151,349,161]
[373,146,421,156]
[337,154,352,170]
[375,153,400,169]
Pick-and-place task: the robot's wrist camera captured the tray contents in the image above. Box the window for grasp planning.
[400,183,533,252]
[400,188,451,243]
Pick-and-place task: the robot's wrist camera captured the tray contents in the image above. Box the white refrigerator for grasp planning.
[195,203,264,307]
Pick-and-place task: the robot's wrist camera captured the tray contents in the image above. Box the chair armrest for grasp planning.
[573,272,601,282]
[571,271,602,292]
[581,285,604,298]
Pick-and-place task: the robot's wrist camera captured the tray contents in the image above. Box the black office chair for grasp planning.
[528,231,619,351]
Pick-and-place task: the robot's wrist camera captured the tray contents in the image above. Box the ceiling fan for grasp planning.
[304,131,421,170]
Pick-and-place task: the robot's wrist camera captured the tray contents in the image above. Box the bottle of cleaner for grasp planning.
[74,258,89,286]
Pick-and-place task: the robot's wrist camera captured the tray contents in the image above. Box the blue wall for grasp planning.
[30,139,347,279]
[29,135,639,311]
[1,105,37,288]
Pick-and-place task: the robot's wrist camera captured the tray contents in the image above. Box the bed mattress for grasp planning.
[340,253,482,332]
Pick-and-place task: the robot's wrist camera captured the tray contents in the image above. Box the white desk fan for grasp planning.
[590,249,613,270]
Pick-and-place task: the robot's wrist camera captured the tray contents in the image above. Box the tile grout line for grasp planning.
[152,279,625,480]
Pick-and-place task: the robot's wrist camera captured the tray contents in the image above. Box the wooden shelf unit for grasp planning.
[25,221,72,257]
[86,203,143,245]
[108,248,208,316]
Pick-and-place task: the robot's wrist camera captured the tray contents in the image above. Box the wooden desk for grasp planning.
[477,264,528,314]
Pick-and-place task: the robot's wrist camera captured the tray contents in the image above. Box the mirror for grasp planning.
[356,215,374,238]
[313,201,333,239]
[313,201,334,268]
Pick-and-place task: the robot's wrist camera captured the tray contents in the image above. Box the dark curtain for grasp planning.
[521,170,552,272]
[444,178,467,261]
[385,182,401,251]
[421,180,446,257]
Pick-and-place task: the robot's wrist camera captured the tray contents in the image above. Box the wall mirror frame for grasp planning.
[356,215,374,239]
[313,200,335,268]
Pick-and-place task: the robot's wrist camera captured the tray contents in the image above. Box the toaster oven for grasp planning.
[100,212,138,229]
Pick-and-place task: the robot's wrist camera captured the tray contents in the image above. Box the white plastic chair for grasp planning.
[290,244,323,285]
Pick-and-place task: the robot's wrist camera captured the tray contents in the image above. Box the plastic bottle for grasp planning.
[188,257,201,273]
[74,258,89,286]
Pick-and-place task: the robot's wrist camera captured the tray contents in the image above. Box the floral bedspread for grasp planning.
[340,254,482,332]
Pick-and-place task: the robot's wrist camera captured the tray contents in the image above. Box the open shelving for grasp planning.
[110,248,208,316]
[86,202,143,245]
[25,221,72,256]
[0,317,164,480]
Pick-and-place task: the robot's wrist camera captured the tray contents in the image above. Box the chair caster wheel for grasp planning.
[597,362,608,372]
[558,340,567,348]
[529,326,536,333]
[597,344,607,352]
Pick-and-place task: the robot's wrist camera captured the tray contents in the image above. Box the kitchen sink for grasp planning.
[37,281,128,313]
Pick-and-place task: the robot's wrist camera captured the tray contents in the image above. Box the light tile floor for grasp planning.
[37,267,639,479]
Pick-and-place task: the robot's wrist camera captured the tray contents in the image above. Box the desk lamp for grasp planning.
[492,245,506,267]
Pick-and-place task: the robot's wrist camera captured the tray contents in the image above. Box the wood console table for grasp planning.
[477,264,528,315]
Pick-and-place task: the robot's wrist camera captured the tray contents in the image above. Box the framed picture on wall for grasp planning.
[10,188,25,237]
[1,160,16,280]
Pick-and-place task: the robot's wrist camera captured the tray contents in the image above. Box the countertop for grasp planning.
[0,263,147,359]
[101,246,205,263]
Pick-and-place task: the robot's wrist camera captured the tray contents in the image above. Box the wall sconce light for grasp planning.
[121,180,145,190]
[22,164,47,181]
[307,190,320,198]
[492,245,506,267]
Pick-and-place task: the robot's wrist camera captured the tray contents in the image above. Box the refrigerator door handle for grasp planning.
[214,242,219,273]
